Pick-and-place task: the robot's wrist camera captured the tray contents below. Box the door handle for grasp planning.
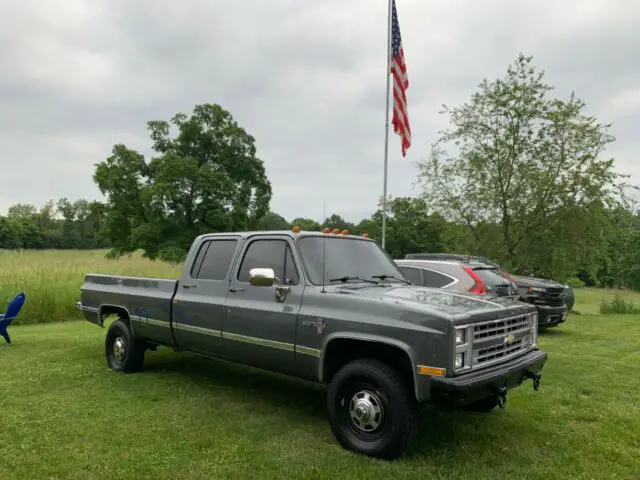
[182,284,197,289]
[229,287,245,293]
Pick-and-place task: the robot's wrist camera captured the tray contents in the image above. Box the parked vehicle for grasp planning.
[394,259,519,298]
[405,253,570,328]
[77,229,547,459]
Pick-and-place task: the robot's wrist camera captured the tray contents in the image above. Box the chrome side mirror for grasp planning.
[249,268,278,287]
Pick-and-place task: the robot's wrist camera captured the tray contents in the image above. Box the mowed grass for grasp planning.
[0,249,181,325]
[1,278,640,479]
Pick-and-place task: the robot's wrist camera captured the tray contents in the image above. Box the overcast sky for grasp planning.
[1,0,638,223]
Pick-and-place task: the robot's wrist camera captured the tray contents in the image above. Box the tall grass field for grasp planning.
[0,249,182,325]
[1,248,639,325]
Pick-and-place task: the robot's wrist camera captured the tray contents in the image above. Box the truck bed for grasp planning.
[78,273,178,332]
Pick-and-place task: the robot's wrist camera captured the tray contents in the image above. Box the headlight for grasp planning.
[527,287,546,294]
[455,353,464,369]
[455,328,466,345]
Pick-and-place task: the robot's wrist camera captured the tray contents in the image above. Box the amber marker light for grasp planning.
[417,365,446,377]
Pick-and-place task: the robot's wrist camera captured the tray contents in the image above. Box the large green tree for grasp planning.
[358,197,448,259]
[417,54,624,278]
[93,103,272,261]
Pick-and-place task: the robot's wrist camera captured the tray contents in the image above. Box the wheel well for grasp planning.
[322,338,415,389]
[99,306,130,328]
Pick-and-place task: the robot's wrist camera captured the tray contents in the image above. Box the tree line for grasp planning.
[0,54,638,290]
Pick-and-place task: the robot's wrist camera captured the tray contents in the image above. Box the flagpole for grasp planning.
[381,0,393,250]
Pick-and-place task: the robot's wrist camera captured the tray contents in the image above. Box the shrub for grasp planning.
[566,277,586,288]
[599,294,640,315]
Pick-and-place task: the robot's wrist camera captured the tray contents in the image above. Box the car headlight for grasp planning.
[455,353,464,369]
[527,287,546,294]
[455,328,466,345]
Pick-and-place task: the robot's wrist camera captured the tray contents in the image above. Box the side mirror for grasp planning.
[249,268,277,287]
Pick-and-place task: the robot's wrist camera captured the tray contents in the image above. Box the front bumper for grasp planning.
[535,304,567,327]
[428,349,548,407]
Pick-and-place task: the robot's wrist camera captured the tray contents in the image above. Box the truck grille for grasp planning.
[454,312,537,373]
[542,287,564,306]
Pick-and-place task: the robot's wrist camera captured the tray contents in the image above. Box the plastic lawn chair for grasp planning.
[0,292,26,345]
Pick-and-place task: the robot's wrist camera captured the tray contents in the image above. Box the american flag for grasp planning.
[390,0,411,157]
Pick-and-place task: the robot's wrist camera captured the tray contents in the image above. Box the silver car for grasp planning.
[394,259,518,298]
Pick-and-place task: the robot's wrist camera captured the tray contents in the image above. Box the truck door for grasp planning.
[171,235,241,356]
[222,234,303,376]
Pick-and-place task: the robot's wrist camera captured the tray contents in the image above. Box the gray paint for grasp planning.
[77,230,544,403]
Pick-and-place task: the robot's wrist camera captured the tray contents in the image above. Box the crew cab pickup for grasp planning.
[76,230,548,459]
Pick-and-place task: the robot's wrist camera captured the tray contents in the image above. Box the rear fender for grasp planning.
[98,304,133,334]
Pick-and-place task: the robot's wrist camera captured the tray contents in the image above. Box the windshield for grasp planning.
[297,236,402,285]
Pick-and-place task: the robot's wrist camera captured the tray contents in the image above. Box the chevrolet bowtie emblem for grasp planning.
[504,334,515,345]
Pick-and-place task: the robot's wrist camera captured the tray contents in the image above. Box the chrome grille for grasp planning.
[473,315,532,341]
[454,312,537,373]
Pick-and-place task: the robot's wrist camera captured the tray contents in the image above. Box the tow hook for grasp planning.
[525,371,541,391]
[496,385,508,409]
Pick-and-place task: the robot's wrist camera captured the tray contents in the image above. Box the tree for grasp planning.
[360,197,447,258]
[256,212,290,230]
[322,214,355,232]
[93,103,272,261]
[291,217,321,232]
[417,54,623,278]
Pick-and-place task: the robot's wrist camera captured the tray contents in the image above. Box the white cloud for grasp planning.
[0,0,637,223]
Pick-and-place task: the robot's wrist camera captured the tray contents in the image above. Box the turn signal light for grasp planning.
[417,365,446,377]
[292,226,301,233]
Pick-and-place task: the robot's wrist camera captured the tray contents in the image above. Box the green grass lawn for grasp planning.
[2,292,640,479]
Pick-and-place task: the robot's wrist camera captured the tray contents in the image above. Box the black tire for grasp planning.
[326,358,419,460]
[105,318,146,373]
[462,395,500,413]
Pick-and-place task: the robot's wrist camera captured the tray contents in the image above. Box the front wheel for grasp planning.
[105,318,146,373]
[326,358,419,460]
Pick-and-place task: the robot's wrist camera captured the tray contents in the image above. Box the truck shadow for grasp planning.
[538,327,571,337]
[139,350,535,459]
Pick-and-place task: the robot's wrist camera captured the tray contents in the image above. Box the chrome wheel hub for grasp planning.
[113,337,126,361]
[349,390,384,432]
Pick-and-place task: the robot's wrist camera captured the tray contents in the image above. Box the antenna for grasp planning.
[321,201,326,293]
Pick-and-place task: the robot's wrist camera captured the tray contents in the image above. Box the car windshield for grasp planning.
[297,236,402,285]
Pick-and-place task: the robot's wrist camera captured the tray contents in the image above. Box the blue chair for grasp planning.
[0,292,26,345]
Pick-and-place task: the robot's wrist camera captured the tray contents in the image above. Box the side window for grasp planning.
[398,266,423,285]
[190,242,210,277]
[422,269,454,288]
[237,239,300,285]
[193,239,239,280]
[284,244,300,285]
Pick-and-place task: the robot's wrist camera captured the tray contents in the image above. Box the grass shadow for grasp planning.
[141,350,328,420]
[537,326,571,337]
[136,348,537,460]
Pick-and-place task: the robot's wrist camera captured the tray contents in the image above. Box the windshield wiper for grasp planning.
[371,274,412,284]
[329,276,379,285]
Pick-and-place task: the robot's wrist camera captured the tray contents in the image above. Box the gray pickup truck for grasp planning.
[76,229,548,459]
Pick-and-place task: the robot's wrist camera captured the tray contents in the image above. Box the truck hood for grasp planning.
[328,283,533,319]
[511,274,564,289]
